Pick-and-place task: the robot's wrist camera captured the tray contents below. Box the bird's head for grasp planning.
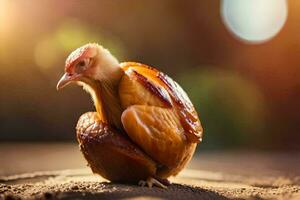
[56,43,120,90]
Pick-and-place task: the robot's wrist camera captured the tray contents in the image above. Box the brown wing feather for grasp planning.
[120,62,203,143]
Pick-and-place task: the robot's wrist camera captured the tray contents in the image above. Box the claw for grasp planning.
[138,177,167,189]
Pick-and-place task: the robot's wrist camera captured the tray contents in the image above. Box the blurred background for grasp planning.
[0,0,299,152]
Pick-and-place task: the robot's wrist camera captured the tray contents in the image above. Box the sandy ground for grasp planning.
[0,143,299,199]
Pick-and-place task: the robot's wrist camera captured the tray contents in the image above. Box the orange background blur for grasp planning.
[0,0,299,150]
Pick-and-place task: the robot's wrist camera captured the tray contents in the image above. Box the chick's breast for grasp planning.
[76,112,157,182]
[119,62,203,177]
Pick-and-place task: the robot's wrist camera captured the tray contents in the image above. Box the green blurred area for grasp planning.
[0,0,299,150]
[178,69,266,149]
[35,19,126,71]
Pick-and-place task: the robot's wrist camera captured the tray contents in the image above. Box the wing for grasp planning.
[118,62,202,175]
[119,62,203,143]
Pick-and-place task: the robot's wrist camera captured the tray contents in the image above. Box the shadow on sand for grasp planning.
[52,182,228,200]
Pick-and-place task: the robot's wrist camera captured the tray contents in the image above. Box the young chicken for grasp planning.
[57,43,203,188]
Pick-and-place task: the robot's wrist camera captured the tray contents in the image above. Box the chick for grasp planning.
[57,43,203,188]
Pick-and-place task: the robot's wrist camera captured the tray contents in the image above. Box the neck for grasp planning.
[97,70,124,129]
[81,50,124,129]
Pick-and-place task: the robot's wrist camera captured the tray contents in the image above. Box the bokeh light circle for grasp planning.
[221,0,288,43]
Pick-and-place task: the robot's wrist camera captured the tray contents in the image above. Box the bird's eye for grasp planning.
[76,58,90,69]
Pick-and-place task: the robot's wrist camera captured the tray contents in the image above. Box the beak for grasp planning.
[56,73,82,90]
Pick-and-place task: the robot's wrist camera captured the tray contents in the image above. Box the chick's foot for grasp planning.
[138,177,167,189]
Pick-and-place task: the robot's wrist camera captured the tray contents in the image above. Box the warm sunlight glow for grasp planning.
[0,0,13,31]
[221,0,288,43]
[0,0,7,31]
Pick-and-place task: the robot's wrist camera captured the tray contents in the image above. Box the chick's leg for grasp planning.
[121,105,193,181]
